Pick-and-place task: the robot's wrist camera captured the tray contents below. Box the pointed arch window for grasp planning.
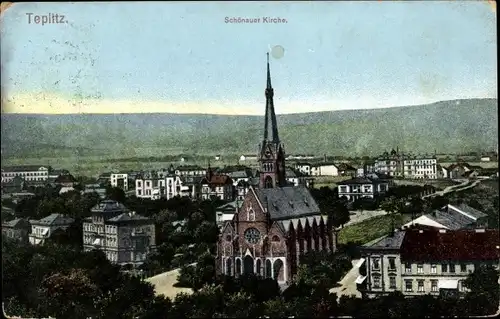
[264,176,273,188]
[247,208,256,221]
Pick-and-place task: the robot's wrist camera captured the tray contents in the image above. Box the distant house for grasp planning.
[447,163,472,179]
[295,162,312,175]
[97,172,112,186]
[200,172,234,201]
[29,214,75,245]
[59,186,76,195]
[111,173,129,191]
[2,218,31,243]
[82,184,107,199]
[310,162,339,176]
[226,168,254,186]
[480,156,491,162]
[174,165,206,177]
[239,154,258,162]
[1,165,51,183]
[1,176,26,195]
[337,177,389,202]
[236,180,251,201]
[402,203,489,230]
[285,167,313,188]
[286,154,316,160]
[336,163,357,177]
[215,155,222,161]
[55,173,77,187]
[215,201,243,229]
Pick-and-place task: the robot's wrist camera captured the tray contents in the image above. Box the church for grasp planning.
[216,54,336,285]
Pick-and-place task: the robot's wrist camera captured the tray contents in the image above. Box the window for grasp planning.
[389,276,397,289]
[272,235,280,242]
[460,264,467,272]
[417,280,424,292]
[431,280,438,292]
[417,264,423,274]
[372,258,380,270]
[449,264,455,273]
[339,186,347,193]
[405,263,411,273]
[441,264,448,273]
[388,257,396,270]
[431,264,437,274]
[372,276,381,288]
[405,280,413,292]
[459,280,467,292]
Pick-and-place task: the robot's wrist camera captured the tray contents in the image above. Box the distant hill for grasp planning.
[1,98,498,159]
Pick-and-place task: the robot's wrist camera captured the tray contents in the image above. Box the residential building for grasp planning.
[357,228,500,298]
[28,214,75,245]
[295,162,312,176]
[337,176,389,201]
[402,203,489,230]
[135,171,184,200]
[111,173,129,191]
[216,55,335,285]
[1,176,26,195]
[83,200,156,265]
[178,176,202,199]
[337,163,357,177]
[200,169,234,201]
[374,149,403,177]
[82,184,107,199]
[310,163,339,176]
[403,156,438,179]
[55,173,77,187]
[225,168,254,186]
[97,172,112,186]
[1,165,51,183]
[2,218,31,243]
[445,163,473,179]
[215,200,243,229]
[480,156,491,162]
[174,165,206,177]
[285,167,314,187]
[286,154,317,160]
[48,169,70,179]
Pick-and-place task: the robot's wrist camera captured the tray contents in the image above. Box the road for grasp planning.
[329,259,363,299]
[422,179,480,199]
[145,262,197,299]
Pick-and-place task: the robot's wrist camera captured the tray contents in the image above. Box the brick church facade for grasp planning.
[215,54,336,285]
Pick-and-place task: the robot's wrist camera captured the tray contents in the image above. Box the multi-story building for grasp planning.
[28,214,75,245]
[215,200,244,229]
[357,228,500,298]
[285,168,314,188]
[310,163,340,176]
[403,157,438,179]
[374,149,439,179]
[174,165,206,177]
[111,173,129,191]
[82,184,107,199]
[2,218,31,243]
[200,171,234,201]
[83,200,156,266]
[1,165,51,183]
[337,176,389,201]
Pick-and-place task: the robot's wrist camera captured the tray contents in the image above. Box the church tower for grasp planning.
[259,53,286,189]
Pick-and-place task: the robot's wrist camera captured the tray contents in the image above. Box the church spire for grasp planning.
[264,52,280,143]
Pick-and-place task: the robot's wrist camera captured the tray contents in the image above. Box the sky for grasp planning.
[0,1,497,115]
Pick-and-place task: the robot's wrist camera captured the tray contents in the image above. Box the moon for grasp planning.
[270,45,285,59]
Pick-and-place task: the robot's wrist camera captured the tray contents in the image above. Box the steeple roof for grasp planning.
[264,52,280,143]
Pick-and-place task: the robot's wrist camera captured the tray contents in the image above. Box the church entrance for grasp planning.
[243,255,254,275]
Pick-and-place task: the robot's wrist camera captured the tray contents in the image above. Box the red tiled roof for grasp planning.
[400,229,500,262]
[202,174,233,185]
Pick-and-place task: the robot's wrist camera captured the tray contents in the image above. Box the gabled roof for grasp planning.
[201,174,233,185]
[236,179,250,187]
[336,163,356,171]
[227,170,253,179]
[30,214,74,226]
[2,165,50,172]
[253,186,320,220]
[447,203,487,220]
[337,177,374,185]
[107,212,151,223]
[400,229,500,261]
[363,231,405,250]
[91,200,128,214]
[2,218,30,228]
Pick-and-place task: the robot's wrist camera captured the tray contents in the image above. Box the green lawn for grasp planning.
[337,214,413,245]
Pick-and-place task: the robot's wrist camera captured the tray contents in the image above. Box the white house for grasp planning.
[310,163,339,176]
[1,165,51,183]
[111,173,129,191]
[337,177,389,201]
[480,156,491,162]
[174,165,206,177]
[29,214,75,245]
[135,171,184,200]
[295,162,312,175]
[403,157,438,179]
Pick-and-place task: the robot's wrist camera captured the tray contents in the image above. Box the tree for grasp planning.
[37,268,100,319]
[106,186,126,203]
[463,264,500,315]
